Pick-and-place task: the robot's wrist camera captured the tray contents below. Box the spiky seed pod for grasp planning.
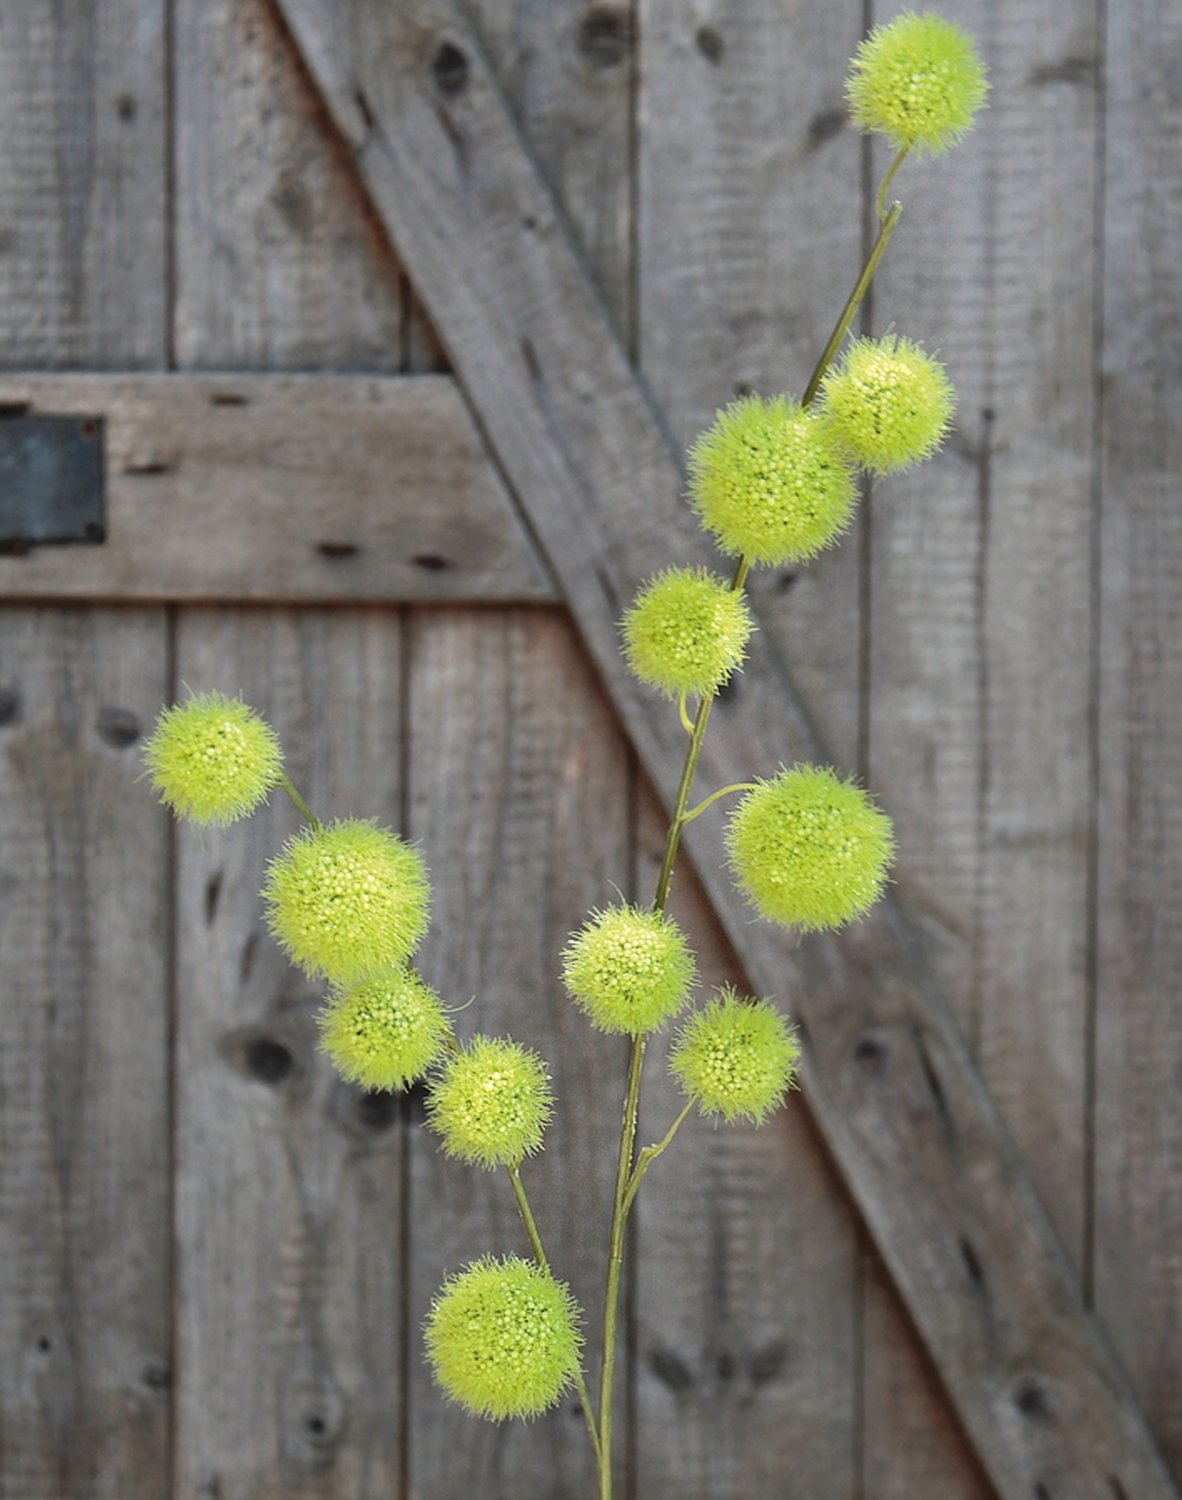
[426,1035,553,1170]
[621,567,753,699]
[143,690,283,826]
[262,817,429,985]
[561,904,696,1036]
[727,764,894,932]
[687,394,857,565]
[425,1255,582,1422]
[670,986,800,1125]
[319,969,451,1091]
[821,335,955,475]
[846,11,989,157]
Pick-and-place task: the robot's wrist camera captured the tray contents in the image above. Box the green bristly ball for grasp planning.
[426,1035,553,1170]
[727,764,894,932]
[670,986,800,1125]
[262,818,430,985]
[319,969,451,1091]
[821,335,955,475]
[621,566,753,699]
[561,904,696,1036]
[687,394,857,565]
[143,690,283,826]
[425,1255,583,1422]
[846,11,989,157]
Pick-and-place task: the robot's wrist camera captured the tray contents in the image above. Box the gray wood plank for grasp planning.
[268,3,1179,1493]
[173,609,407,1500]
[0,374,552,603]
[405,608,630,1497]
[0,609,171,1500]
[635,3,864,1493]
[1095,0,1182,1481]
[0,0,167,368]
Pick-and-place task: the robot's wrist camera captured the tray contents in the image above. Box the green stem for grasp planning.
[680,781,759,825]
[800,199,903,408]
[279,773,320,829]
[507,1165,602,1469]
[876,146,909,224]
[677,692,695,736]
[621,1100,694,1218]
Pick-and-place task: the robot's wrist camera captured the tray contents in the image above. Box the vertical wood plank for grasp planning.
[173,610,407,1500]
[0,610,171,1500]
[863,1,1099,1494]
[0,2,171,1497]
[405,609,631,1497]
[636,3,865,1493]
[1095,0,1182,1479]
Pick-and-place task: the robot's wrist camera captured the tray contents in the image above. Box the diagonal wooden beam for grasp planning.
[270,2,1178,1496]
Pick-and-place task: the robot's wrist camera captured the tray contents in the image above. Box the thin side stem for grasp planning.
[280,773,320,829]
[507,1165,602,1468]
[875,146,909,223]
[681,782,759,825]
[677,692,695,736]
[621,1100,694,1218]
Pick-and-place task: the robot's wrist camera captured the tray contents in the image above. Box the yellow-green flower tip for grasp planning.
[622,567,753,699]
[425,1255,582,1422]
[319,969,450,1091]
[262,818,429,985]
[670,986,800,1125]
[561,904,696,1036]
[425,1035,552,1170]
[143,690,282,826]
[727,764,894,931]
[846,11,989,157]
[687,394,857,565]
[821,335,955,475]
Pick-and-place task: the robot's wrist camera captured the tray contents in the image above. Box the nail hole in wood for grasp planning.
[1015,1380,1053,1422]
[356,1088,399,1131]
[210,391,248,407]
[96,706,141,749]
[204,871,223,925]
[142,1361,171,1390]
[412,553,450,572]
[695,25,724,64]
[244,1036,294,1086]
[778,570,799,592]
[853,1034,887,1069]
[432,41,470,97]
[648,1345,694,1393]
[0,688,22,727]
[316,540,359,560]
[807,107,846,149]
[116,93,137,122]
[959,1235,985,1288]
[578,6,633,68]
[36,1335,51,1352]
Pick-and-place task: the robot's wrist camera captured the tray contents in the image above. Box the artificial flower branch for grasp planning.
[139,14,987,1497]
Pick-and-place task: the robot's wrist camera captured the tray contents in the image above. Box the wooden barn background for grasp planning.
[1,1,1179,1497]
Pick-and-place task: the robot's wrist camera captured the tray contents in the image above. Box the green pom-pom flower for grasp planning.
[670,986,800,1125]
[319,969,450,1091]
[622,567,753,699]
[561,904,696,1036]
[687,394,857,565]
[821,335,955,475]
[846,11,989,157]
[727,764,894,931]
[143,690,283,826]
[425,1255,582,1422]
[426,1035,552,1169]
[262,818,429,985]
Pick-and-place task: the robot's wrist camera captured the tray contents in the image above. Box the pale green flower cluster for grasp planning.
[427,1036,553,1169]
[562,905,696,1036]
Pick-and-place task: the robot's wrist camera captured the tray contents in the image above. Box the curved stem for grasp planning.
[279,773,320,830]
[677,692,695,736]
[876,146,909,223]
[681,782,759,825]
[621,1100,694,1218]
[507,1165,602,1468]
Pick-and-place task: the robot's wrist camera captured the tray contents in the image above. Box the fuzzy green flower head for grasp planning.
[687,394,857,566]
[319,968,450,1091]
[846,11,989,157]
[821,335,955,475]
[670,986,800,1125]
[425,1255,582,1422]
[622,567,753,700]
[262,817,429,985]
[426,1035,552,1169]
[143,690,283,826]
[727,764,894,932]
[561,904,696,1036]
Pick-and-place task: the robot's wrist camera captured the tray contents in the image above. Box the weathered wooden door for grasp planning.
[2,2,1179,1499]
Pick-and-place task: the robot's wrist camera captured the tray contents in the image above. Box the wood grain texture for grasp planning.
[1095,0,1182,1481]
[635,3,863,1493]
[862,2,1099,1492]
[0,0,167,368]
[0,374,552,603]
[405,609,630,1498]
[0,609,171,1500]
[173,610,407,1500]
[270,3,1180,1493]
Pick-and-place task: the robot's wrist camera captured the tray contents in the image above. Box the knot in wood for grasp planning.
[432,40,470,98]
